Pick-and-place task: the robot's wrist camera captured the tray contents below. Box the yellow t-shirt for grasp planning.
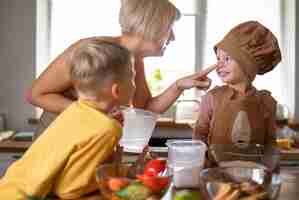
[0,100,122,200]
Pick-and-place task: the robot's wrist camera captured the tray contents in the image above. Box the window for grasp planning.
[43,0,289,121]
[49,0,197,101]
[50,0,121,59]
[144,13,196,99]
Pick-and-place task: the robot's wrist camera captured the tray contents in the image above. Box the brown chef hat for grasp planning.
[214,21,281,81]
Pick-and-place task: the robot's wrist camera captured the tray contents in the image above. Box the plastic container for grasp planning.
[119,107,158,153]
[166,140,207,188]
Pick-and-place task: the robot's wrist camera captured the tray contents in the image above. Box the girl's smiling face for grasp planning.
[216,48,248,85]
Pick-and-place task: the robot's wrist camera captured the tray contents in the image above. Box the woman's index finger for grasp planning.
[198,64,218,77]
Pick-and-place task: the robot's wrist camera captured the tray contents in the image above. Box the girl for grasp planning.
[193,21,281,146]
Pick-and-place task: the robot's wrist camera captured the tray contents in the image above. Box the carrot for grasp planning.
[108,177,130,192]
[111,195,123,200]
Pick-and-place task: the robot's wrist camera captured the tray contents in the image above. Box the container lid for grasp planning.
[166,139,207,149]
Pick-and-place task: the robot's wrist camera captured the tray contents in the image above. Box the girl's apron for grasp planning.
[209,87,270,145]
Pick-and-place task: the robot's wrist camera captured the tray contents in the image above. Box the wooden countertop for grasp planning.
[0,140,32,153]
[156,118,193,129]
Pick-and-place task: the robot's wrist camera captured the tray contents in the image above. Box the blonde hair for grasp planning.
[119,0,181,41]
[69,39,133,95]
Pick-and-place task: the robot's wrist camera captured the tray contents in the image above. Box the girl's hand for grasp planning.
[175,64,217,91]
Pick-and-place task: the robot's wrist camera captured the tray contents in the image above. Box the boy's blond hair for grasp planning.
[69,39,133,96]
[119,0,181,41]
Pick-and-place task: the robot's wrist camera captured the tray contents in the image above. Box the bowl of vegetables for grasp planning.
[95,159,171,200]
[199,166,281,200]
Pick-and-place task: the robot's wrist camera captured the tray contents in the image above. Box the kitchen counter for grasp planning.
[0,140,31,153]
[1,141,299,200]
[54,161,299,200]
[56,174,299,200]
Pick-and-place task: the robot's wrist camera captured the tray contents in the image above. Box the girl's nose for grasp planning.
[166,29,175,45]
[217,60,225,68]
[169,30,175,41]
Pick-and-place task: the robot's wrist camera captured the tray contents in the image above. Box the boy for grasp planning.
[193,21,281,146]
[0,40,136,199]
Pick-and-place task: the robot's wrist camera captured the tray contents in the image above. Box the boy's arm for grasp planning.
[54,130,121,199]
[192,93,214,143]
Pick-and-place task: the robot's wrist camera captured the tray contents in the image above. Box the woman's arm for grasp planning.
[133,61,216,113]
[132,59,152,109]
[28,39,88,114]
[132,60,183,112]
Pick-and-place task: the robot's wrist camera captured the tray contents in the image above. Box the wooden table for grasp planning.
[0,140,32,153]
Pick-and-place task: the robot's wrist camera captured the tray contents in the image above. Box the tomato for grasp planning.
[136,174,170,193]
[143,159,167,176]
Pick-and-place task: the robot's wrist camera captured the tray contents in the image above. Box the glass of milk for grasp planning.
[119,107,158,153]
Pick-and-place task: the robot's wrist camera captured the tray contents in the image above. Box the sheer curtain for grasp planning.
[50,0,121,60]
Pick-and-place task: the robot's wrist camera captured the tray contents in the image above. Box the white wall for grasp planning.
[0,0,36,131]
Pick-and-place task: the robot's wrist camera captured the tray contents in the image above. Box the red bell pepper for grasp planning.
[136,174,170,193]
[143,159,167,176]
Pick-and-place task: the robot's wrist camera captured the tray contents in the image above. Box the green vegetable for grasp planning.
[173,190,201,200]
[153,69,162,81]
[116,182,152,200]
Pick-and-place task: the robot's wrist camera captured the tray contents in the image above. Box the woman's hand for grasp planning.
[175,64,217,91]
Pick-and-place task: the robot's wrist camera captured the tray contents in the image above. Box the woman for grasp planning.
[28,0,215,135]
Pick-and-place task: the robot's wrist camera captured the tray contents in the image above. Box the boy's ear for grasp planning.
[111,83,120,99]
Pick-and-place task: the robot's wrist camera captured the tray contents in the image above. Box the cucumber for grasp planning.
[116,182,152,200]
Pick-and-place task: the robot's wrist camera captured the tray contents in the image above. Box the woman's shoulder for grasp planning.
[64,36,121,58]
[58,36,120,57]
[76,36,120,45]
[75,36,144,67]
